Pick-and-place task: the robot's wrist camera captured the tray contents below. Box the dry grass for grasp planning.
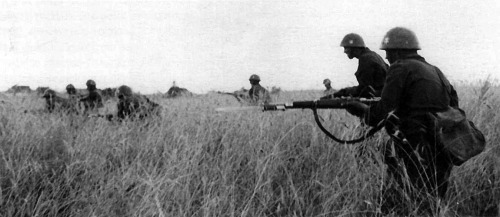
[0,82,499,217]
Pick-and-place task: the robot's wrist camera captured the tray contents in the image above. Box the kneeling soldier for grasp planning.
[115,85,161,121]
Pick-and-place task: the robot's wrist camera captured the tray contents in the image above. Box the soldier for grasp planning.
[346,27,457,214]
[248,74,272,105]
[323,78,335,96]
[115,85,161,120]
[65,84,77,96]
[79,79,103,113]
[332,33,389,98]
[42,89,77,113]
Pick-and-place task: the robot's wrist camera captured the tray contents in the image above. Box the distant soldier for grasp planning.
[66,84,77,96]
[331,33,389,98]
[79,80,103,113]
[66,84,83,112]
[323,79,335,96]
[248,74,272,105]
[42,89,77,113]
[115,85,161,120]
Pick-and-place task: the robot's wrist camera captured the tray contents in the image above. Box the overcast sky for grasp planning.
[1,0,499,94]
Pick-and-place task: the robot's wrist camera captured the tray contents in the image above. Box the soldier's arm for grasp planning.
[365,64,407,126]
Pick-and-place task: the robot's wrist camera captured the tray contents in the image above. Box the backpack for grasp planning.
[435,106,486,166]
[435,69,486,166]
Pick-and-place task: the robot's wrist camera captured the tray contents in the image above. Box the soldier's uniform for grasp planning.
[80,80,103,112]
[334,48,388,98]
[249,84,271,105]
[248,74,272,105]
[323,79,336,96]
[116,85,161,120]
[334,33,389,98]
[362,28,457,214]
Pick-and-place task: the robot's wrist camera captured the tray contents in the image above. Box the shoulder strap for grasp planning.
[435,68,452,97]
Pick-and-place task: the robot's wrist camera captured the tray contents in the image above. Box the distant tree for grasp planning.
[165,81,193,98]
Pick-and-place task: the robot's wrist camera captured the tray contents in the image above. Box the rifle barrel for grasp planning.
[215,106,261,112]
[264,97,380,110]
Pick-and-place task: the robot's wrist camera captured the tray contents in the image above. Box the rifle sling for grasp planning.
[312,108,383,144]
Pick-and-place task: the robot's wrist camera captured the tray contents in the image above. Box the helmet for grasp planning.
[380,27,421,50]
[117,85,133,97]
[86,79,96,87]
[66,84,76,94]
[340,33,366,48]
[249,74,261,81]
[323,79,331,85]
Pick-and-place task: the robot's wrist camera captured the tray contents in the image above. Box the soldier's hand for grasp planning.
[345,101,368,117]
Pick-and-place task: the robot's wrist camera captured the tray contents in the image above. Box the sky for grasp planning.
[1,0,499,94]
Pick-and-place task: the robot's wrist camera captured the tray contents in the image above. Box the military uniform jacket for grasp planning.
[336,48,389,98]
[355,48,388,93]
[324,87,336,96]
[80,90,103,111]
[249,84,272,104]
[365,54,459,127]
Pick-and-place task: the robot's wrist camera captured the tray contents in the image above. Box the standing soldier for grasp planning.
[248,74,272,105]
[323,78,335,96]
[80,79,103,113]
[331,33,389,98]
[346,27,457,215]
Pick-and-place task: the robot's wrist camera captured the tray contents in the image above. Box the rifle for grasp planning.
[216,97,383,144]
[216,91,248,103]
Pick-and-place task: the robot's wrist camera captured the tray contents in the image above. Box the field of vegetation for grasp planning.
[0,80,498,217]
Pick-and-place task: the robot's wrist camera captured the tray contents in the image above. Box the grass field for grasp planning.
[0,81,499,217]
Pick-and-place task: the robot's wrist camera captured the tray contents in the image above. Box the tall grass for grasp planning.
[0,82,498,216]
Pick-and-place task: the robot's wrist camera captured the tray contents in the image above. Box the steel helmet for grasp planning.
[340,33,366,48]
[249,74,261,81]
[66,84,75,90]
[380,27,421,50]
[323,79,331,85]
[117,85,133,97]
[86,79,96,87]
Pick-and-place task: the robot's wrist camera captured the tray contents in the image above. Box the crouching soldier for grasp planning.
[80,79,103,113]
[42,89,78,113]
[114,85,161,121]
[248,74,272,105]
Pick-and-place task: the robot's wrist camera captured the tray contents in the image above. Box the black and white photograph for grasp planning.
[0,0,498,216]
